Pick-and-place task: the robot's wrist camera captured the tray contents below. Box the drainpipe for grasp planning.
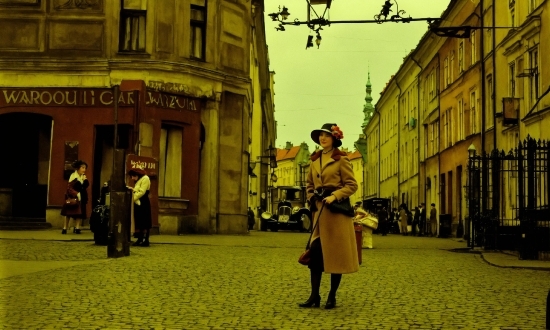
[396,79,402,206]
[411,55,423,207]
[480,0,487,212]
[492,0,497,151]
[378,111,381,198]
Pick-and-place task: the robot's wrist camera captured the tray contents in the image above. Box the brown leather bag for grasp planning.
[65,195,80,209]
[297,204,324,266]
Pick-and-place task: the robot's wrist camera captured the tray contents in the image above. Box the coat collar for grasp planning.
[310,148,347,162]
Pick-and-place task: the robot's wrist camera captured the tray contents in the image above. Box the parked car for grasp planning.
[261,186,312,232]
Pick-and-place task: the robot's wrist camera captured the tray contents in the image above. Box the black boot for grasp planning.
[325,274,342,309]
[141,230,150,247]
[133,232,143,246]
[299,270,322,308]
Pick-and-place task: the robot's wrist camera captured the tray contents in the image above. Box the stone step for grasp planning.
[0,220,52,230]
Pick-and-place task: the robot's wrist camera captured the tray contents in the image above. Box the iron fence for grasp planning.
[467,136,550,259]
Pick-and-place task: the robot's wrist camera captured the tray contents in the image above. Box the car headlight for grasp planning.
[292,206,300,214]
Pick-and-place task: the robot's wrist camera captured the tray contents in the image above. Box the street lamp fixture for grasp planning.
[315,32,322,48]
[468,143,477,158]
[269,0,442,49]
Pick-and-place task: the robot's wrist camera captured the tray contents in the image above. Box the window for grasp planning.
[458,99,464,141]
[444,57,449,87]
[510,6,516,28]
[119,0,147,52]
[470,30,477,65]
[448,108,454,146]
[529,0,537,12]
[530,47,539,104]
[443,111,448,148]
[487,75,494,128]
[470,90,478,134]
[458,41,464,73]
[159,124,183,197]
[509,62,516,97]
[450,51,455,82]
[190,0,207,60]
[428,70,435,99]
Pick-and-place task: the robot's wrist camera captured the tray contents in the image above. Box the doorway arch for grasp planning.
[0,112,52,219]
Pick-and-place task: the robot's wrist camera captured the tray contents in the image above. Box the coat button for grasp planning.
[317,174,320,178]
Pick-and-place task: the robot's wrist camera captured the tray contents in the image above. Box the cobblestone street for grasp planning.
[0,231,548,329]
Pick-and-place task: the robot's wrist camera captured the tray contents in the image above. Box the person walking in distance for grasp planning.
[128,168,152,247]
[429,203,437,237]
[399,204,409,236]
[418,203,426,236]
[378,207,389,236]
[60,160,89,234]
[300,123,359,310]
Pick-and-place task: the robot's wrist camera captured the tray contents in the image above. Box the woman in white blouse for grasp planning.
[128,168,152,247]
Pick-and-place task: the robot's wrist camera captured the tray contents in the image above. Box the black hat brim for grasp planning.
[311,129,342,148]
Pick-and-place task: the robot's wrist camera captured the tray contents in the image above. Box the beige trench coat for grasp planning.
[306,148,359,274]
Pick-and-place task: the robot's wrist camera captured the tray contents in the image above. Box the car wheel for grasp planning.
[271,226,279,232]
[300,213,312,232]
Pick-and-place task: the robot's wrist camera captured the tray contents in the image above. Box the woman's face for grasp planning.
[319,132,334,149]
[77,165,87,175]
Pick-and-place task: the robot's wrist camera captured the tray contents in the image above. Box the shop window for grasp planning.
[119,0,147,52]
[190,0,207,60]
[159,124,182,197]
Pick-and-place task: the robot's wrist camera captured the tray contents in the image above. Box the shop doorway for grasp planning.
[92,125,132,206]
[0,113,52,219]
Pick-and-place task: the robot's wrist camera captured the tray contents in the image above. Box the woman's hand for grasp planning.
[323,195,337,204]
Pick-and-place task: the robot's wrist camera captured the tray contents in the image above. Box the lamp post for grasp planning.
[467,143,477,248]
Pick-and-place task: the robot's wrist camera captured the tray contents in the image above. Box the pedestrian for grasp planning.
[378,207,389,236]
[419,203,426,236]
[300,123,359,310]
[354,203,374,249]
[128,168,152,247]
[60,160,89,234]
[247,207,256,231]
[392,207,399,234]
[399,204,409,235]
[429,203,438,237]
[412,206,420,236]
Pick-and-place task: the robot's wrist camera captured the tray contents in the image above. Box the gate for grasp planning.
[467,136,550,259]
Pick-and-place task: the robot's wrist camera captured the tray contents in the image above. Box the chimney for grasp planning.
[285,141,293,150]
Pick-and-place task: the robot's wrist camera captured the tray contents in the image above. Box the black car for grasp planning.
[261,186,312,232]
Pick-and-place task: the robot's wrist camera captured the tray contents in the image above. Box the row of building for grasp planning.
[0,0,276,234]
[362,0,549,235]
[263,0,549,239]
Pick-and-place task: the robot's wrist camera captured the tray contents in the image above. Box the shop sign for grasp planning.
[0,88,201,111]
[126,154,158,178]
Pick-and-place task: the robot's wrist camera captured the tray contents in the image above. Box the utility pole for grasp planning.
[108,85,131,258]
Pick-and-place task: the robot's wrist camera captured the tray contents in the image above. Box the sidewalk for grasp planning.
[1,229,549,270]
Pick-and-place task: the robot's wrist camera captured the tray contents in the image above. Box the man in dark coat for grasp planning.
[419,203,427,236]
[377,207,389,236]
[247,207,256,231]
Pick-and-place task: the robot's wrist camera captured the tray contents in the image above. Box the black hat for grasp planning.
[311,123,343,148]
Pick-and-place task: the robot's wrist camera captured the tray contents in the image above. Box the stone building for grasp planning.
[0,0,275,235]
[363,0,550,236]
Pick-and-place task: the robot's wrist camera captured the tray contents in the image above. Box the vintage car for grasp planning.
[261,186,312,232]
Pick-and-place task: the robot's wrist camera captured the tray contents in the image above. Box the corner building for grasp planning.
[0,0,275,234]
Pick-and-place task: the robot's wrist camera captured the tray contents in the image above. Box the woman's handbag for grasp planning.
[327,198,355,217]
[298,204,324,266]
[65,195,79,209]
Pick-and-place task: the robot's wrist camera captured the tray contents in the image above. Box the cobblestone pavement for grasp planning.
[0,232,548,329]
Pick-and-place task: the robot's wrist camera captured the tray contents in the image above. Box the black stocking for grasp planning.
[310,269,322,297]
[329,274,342,297]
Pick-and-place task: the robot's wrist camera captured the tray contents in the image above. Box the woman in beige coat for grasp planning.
[299,123,359,310]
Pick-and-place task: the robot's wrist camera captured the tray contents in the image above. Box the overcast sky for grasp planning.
[264,0,451,150]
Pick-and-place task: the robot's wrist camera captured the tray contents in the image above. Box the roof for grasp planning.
[347,150,362,161]
[276,146,301,161]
